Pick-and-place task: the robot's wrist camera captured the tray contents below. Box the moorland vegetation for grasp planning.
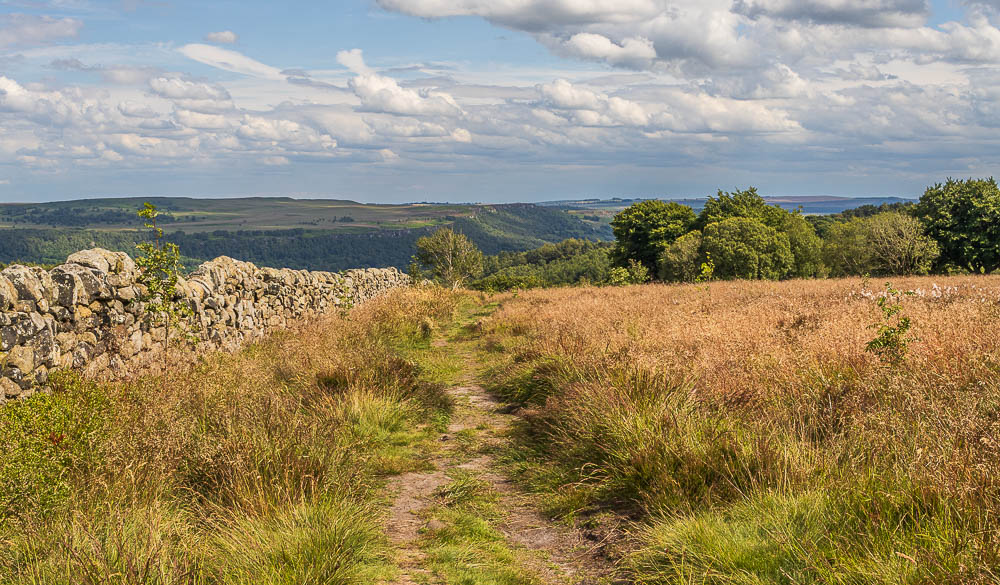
[479,276,1000,583]
[0,286,463,583]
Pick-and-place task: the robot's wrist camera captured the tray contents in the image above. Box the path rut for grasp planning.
[382,340,616,585]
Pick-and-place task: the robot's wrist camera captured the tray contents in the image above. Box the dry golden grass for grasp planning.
[481,276,1000,583]
[0,286,462,584]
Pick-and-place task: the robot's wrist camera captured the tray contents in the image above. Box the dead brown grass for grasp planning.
[481,275,1000,583]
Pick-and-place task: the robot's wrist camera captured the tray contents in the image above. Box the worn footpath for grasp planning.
[381,312,618,585]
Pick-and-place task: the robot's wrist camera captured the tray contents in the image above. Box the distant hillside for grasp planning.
[0,199,610,271]
[0,197,474,232]
[544,196,918,224]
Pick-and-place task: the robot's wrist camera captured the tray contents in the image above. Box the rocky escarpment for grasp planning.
[0,249,410,402]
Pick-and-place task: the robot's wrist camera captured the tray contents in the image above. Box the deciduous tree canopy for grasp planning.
[916,178,1000,273]
[611,200,696,273]
[702,217,794,280]
[413,228,484,289]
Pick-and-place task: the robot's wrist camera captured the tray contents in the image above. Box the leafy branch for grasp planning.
[866,281,916,366]
[135,203,193,371]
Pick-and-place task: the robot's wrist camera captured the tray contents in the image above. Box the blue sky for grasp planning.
[1,0,1000,202]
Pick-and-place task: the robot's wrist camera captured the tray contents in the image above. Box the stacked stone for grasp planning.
[0,249,410,403]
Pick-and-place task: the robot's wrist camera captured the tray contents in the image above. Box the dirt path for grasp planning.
[383,337,617,585]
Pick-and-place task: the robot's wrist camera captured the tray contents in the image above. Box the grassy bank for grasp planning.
[479,276,1000,584]
[0,287,461,584]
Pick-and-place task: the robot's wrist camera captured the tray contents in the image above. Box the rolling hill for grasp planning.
[0,198,612,271]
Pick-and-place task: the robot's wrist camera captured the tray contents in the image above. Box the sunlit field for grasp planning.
[0,287,460,584]
[480,276,1000,583]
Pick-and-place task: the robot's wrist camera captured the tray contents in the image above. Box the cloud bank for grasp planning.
[1,1,1000,200]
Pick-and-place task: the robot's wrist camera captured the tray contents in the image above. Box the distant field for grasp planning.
[0,198,612,271]
[0,197,476,233]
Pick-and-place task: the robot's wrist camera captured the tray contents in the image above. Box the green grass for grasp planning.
[210,498,394,585]
[630,484,983,585]
[421,471,542,585]
[486,355,995,584]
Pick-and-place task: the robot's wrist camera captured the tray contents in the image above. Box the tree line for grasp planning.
[615,178,999,282]
[412,178,1000,290]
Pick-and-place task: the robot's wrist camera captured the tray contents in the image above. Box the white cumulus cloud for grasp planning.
[337,48,462,116]
[0,13,82,47]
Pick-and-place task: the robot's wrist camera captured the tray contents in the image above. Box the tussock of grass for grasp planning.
[210,499,391,585]
[422,471,539,585]
[0,286,463,584]
[481,277,1000,583]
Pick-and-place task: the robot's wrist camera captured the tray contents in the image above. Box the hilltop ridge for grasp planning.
[0,199,611,272]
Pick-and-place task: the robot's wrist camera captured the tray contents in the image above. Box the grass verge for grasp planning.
[0,286,462,584]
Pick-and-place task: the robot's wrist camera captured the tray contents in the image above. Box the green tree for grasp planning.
[825,213,939,276]
[695,187,782,230]
[865,213,939,275]
[806,215,839,240]
[823,220,871,277]
[658,230,703,282]
[701,218,793,280]
[696,187,823,277]
[776,212,824,278]
[611,200,696,273]
[916,178,1000,273]
[135,202,193,368]
[412,228,484,289]
[472,240,614,291]
[607,260,650,286]
[866,282,917,365]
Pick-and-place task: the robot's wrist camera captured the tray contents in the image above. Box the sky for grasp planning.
[1,0,1000,203]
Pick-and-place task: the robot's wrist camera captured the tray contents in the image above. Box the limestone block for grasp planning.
[0,376,21,399]
[6,345,34,373]
[66,248,137,277]
[33,328,58,368]
[51,263,109,306]
[34,365,48,385]
[129,330,143,355]
[187,278,212,300]
[73,342,96,369]
[0,326,16,352]
[0,275,17,311]
[2,266,45,303]
[56,332,77,352]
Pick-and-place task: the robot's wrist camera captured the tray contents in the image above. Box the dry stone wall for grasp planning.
[0,248,410,402]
